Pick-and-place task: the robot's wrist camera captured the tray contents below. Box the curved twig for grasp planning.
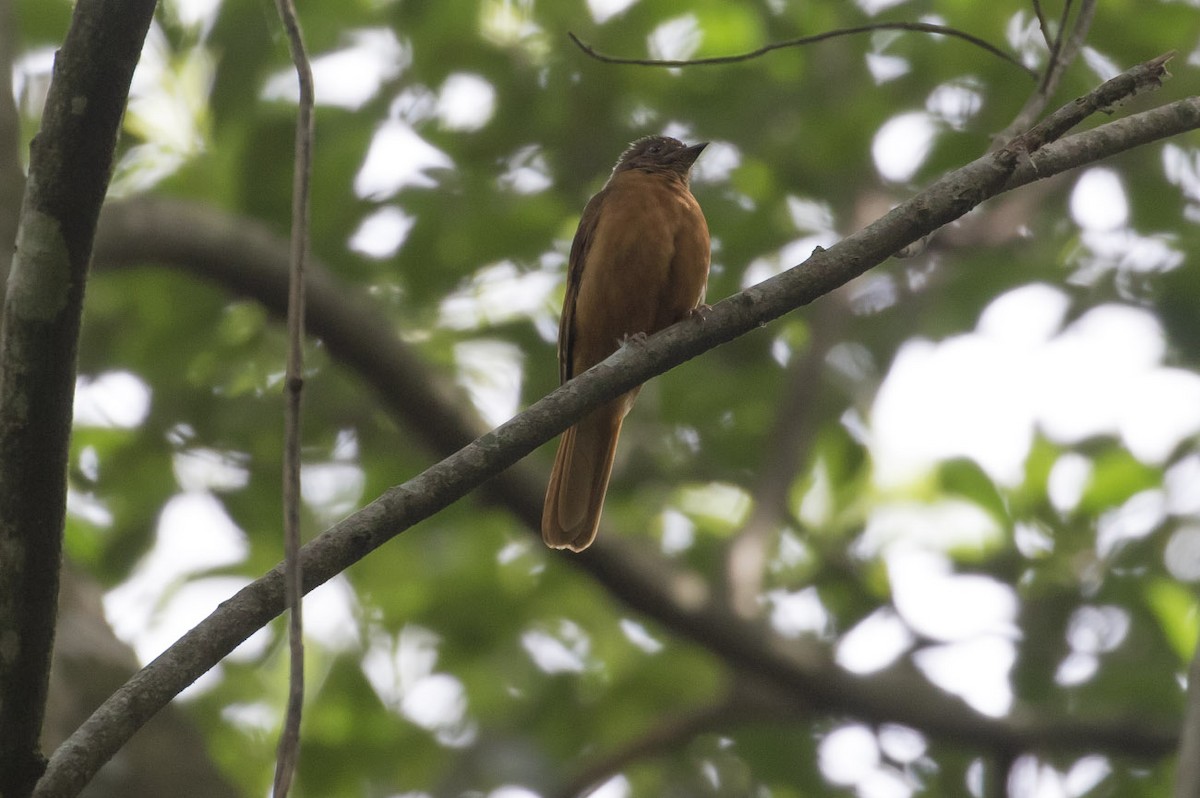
[567,24,1038,79]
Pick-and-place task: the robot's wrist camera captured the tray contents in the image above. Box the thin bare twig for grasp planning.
[568,23,1037,79]
[1041,0,1075,93]
[996,0,1096,146]
[271,0,314,793]
[1050,0,1096,90]
[1030,0,1055,52]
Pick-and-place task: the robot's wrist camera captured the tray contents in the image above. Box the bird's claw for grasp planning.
[621,331,650,348]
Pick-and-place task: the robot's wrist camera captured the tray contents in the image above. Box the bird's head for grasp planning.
[613,136,707,180]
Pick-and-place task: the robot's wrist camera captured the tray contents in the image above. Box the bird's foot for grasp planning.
[687,303,713,321]
[620,331,650,348]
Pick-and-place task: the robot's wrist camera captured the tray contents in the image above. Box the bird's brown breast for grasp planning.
[566,169,710,379]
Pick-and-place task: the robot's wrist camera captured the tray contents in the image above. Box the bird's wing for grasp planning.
[559,187,608,383]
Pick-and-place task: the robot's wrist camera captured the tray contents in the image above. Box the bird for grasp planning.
[541,135,710,552]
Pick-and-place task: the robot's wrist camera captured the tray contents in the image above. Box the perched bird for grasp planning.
[542,135,710,552]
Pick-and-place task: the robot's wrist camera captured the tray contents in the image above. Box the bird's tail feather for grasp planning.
[541,402,626,552]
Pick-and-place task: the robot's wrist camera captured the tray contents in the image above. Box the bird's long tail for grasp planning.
[541,398,629,552]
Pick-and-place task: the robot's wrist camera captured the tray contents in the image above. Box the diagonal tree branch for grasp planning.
[36,56,1193,797]
[0,2,156,796]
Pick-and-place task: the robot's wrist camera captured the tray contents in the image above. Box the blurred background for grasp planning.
[9,0,1200,795]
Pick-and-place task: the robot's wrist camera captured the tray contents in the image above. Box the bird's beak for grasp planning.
[677,141,708,168]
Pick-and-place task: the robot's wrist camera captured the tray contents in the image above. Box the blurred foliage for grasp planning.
[12,0,1200,795]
